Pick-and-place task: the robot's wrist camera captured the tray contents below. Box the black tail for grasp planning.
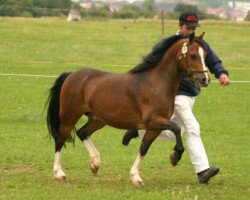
[46,72,72,142]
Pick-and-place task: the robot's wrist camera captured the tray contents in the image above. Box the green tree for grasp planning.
[245,10,250,21]
[112,4,143,19]
[0,0,33,16]
[174,3,208,19]
[33,0,46,7]
[46,0,70,9]
[143,0,156,18]
[174,3,200,14]
[0,0,71,17]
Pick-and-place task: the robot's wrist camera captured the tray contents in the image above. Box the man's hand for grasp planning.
[219,74,230,86]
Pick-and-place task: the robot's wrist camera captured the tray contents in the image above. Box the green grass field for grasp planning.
[0,17,250,200]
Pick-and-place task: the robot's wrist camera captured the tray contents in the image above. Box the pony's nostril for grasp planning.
[201,78,209,86]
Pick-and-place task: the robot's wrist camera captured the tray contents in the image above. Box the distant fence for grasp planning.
[1,73,250,83]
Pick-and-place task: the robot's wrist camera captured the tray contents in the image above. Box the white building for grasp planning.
[228,1,250,12]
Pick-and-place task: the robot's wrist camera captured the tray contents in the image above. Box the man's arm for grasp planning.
[219,74,230,86]
[204,42,230,86]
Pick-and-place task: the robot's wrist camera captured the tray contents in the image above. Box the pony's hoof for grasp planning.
[89,162,99,174]
[130,173,144,187]
[170,153,180,167]
[53,169,67,181]
[54,175,67,181]
[132,179,144,187]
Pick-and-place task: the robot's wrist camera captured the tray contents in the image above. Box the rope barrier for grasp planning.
[0,73,250,83]
[0,60,249,70]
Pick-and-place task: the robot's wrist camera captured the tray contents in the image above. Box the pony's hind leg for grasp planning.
[53,124,75,181]
[53,103,83,181]
[53,140,66,181]
[76,113,105,174]
[47,72,85,181]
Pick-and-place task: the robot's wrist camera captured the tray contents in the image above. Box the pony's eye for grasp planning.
[190,54,197,59]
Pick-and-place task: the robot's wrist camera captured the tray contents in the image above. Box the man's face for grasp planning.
[178,24,197,36]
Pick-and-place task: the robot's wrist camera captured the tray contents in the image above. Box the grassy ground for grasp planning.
[0,17,250,200]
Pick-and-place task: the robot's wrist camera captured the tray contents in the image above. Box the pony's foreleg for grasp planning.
[130,130,161,186]
[148,117,185,166]
[166,121,185,166]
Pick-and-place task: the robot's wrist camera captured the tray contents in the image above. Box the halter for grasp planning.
[178,42,208,81]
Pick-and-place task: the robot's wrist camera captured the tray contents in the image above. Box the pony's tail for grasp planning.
[46,72,72,142]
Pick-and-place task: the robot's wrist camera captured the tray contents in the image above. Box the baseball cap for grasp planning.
[179,12,200,27]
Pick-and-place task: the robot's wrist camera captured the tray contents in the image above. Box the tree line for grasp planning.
[0,0,160,18]
[0,0,71,17]
[0,0,248,21]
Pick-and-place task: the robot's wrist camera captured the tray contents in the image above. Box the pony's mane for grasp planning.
[194,37,205,49]
[129,34,205,74]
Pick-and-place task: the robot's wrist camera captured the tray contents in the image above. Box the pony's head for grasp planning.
[177,32,210,87]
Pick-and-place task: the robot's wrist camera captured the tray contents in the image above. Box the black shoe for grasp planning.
[122,130,139,146]
[198,166,220,184]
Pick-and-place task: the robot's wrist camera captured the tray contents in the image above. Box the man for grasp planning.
[122,12,230,184]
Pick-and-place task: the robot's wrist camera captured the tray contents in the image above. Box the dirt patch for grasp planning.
[1,166,35,173]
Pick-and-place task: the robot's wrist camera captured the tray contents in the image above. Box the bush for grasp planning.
[245,11,250,21]
[112,4,143,19]
[0,0,71,17]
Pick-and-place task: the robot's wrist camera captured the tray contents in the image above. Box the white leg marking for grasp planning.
[130,153,144,186]
[198,47,209,84]
[53,151,66,180]
[83,139,100,173]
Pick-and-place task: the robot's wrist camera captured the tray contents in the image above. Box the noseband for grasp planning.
[178,42,208,81]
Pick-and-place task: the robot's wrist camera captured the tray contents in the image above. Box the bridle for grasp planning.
[178,42,208,82]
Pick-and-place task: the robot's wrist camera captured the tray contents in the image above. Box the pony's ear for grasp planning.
[188,32,195,44]
[198,32,205,39]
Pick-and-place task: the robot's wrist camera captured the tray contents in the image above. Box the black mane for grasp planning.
[129,35,183,74]
[129,34,205,74]
[194,37,206,49]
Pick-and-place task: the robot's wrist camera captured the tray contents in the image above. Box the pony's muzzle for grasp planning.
[192,72,210,88]
[201,77,210,87]
[194,75,210,88]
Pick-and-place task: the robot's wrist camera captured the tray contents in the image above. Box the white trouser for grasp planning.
[138,95,209,173]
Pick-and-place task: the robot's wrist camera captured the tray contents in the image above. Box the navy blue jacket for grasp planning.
[176,39,229,96]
